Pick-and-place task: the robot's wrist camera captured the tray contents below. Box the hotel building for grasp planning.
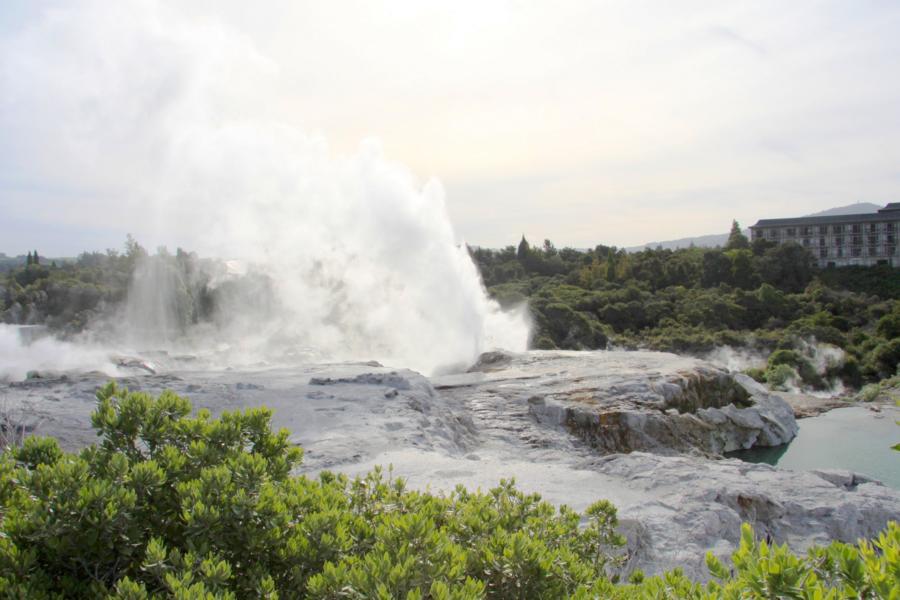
[750,203,900,267]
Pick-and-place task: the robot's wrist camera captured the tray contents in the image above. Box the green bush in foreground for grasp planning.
[0,385,897,599]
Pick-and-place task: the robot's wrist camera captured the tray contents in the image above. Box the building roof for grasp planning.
[751,204,899,228]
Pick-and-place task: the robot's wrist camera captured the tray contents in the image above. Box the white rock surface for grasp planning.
[590,452,900,578]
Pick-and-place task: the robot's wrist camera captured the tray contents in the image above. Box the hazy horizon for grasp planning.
[2,1,900,257]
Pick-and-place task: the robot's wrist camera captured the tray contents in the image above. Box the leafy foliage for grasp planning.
[471,232,899,388]
[0,385,625,598]
[705,522,900,600]
[0,387,897,599]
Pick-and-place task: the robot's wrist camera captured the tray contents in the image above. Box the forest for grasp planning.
[470,223,900,391]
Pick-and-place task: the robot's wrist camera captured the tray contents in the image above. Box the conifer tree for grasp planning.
[517,235,530,261]
[725,220,750,250]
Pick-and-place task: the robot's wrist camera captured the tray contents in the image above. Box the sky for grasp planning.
[2,0,900,256]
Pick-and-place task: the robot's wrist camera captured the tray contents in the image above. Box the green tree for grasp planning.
[124,234,148,270]
[726,249,758,290]
[542,239,557,257]
[516,235,530,261]
[701,250,732,287]
[725,220,750,250]
[757,242,815,293]
[606,250,619,282]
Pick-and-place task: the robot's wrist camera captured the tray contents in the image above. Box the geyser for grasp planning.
[0,1,530,374]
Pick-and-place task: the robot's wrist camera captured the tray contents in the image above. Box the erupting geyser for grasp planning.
[0,0,530,374]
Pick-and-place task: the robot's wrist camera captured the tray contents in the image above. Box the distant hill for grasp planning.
[804,202,880,217]
[626,232,733,252]
[627,202,885,252]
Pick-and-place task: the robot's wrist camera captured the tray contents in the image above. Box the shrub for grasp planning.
[838,356,864,389]
[0,384,625,598]
[536,302,607,350]
[744,367,766,383]
[765,363,800,391]
[767,349,824,389]
[705,522,900,599]
[865,339,900,379]
[876,311,900,340]
[857,383,882,403]
[0,385,897,599]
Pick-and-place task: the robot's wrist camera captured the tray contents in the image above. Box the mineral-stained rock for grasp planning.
[439,350,798,456]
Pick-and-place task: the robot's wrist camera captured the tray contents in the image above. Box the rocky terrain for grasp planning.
[1,349,897,579]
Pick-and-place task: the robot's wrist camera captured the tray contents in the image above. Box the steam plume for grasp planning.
[0,1,530,374]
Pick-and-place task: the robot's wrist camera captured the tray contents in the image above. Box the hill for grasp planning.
[626,232,734,252]
[805,202,880,217]
[627,202,883,252]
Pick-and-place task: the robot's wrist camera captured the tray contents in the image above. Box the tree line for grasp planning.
[2,227,898,389]
[470,222,899,389]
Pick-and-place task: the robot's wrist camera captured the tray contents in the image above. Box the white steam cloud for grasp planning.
[0,325,122,382]
[0,1,530,375]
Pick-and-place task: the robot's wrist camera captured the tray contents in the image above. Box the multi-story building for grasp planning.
[750,203,900,267]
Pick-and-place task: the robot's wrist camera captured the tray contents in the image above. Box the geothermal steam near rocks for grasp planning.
[0,1,530,374]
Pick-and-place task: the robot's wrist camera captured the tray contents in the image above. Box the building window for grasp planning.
[803,238,810,246]
[819,248,828,258]
[888,234,896,244]
[768,230,777,240]
[852,247,861,257]
[753,230,762,239]
[786,228,796,237]
[851,224,861,233]
[801,226,811,236]
[852,235,862,246]
[833,225,843,234]
[889,245,897,256]
[835,236,843,246]
[818,226,827,235]
[869,247,878,256]
[819,237,825,246]
[868,235,878,246]
[837,248,844,257]
[887,223,894,232]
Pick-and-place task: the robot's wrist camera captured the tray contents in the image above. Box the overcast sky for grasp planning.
[2,0,900,256]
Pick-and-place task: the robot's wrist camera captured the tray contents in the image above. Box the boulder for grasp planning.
[593,452,900,579]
